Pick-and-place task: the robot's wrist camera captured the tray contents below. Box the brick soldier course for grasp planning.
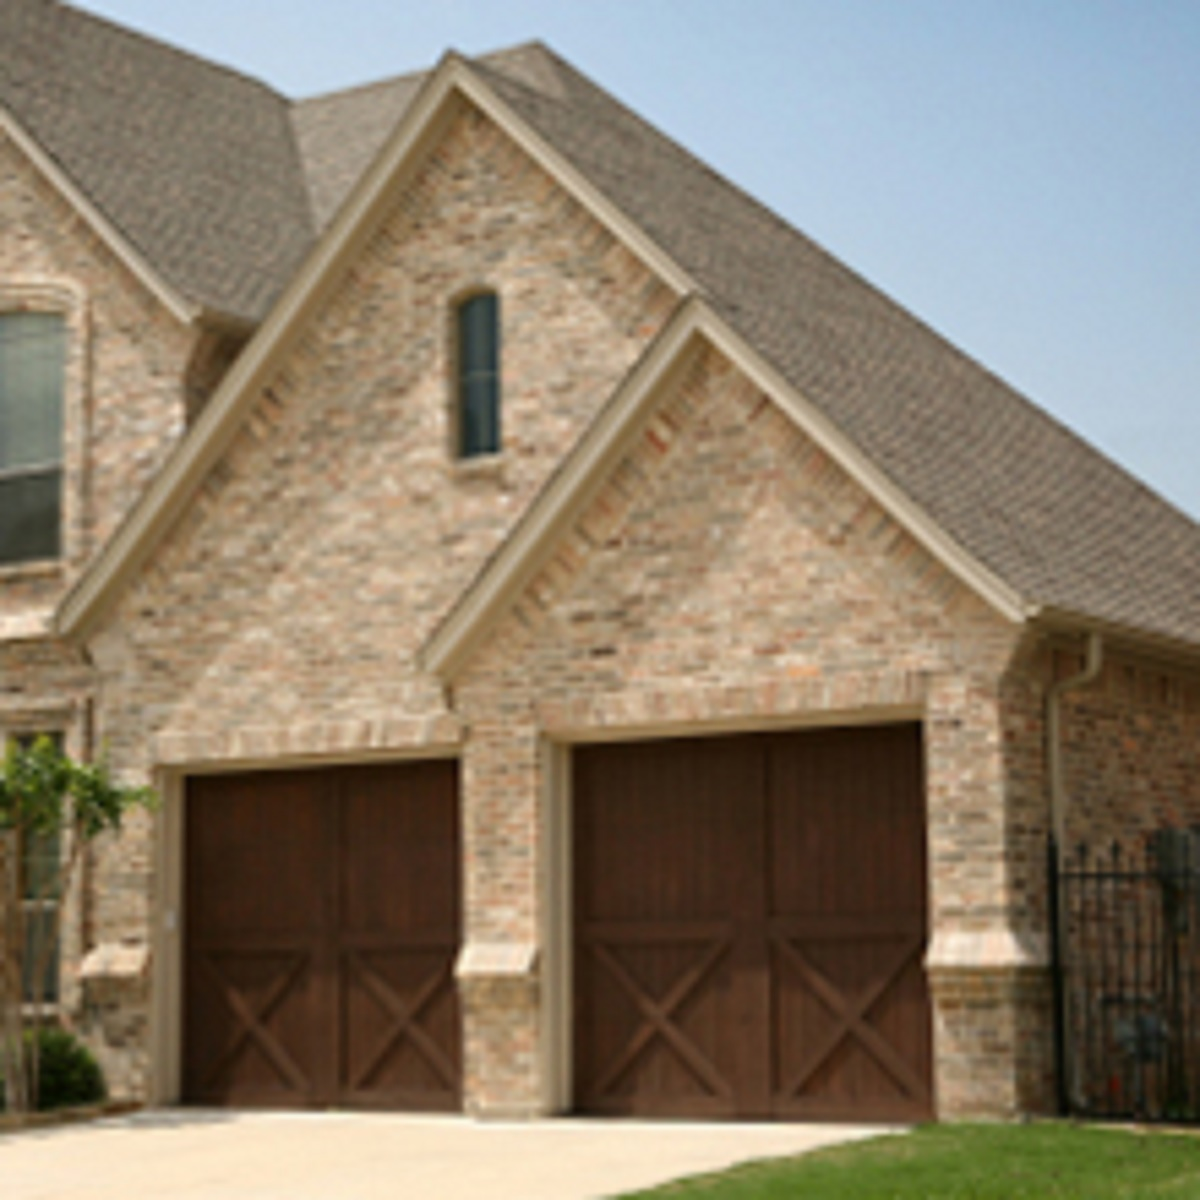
[2,0,1199,1119]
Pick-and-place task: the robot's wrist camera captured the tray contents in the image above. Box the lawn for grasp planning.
[616,1123,1200,1199]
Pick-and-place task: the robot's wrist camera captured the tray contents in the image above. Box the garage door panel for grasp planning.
[575,739,758,922]
[187,772,330,935]
[184,946,321,1104]
[340,761,459,935]
[767,726,927,920]
[340,945,460,1109]
[772,929,931,1118]
[576,930,740,1116]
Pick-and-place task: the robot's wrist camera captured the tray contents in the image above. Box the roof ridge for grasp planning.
[293,39,549,109]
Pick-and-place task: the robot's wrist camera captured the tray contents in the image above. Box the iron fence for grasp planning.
[1052,832,1200,1122]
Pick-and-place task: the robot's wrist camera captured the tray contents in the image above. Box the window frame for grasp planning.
[0,282,87,576]
[452,288,502,461]
[0,310,68,567]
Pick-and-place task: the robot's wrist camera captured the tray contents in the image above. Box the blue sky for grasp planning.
[77,0,1200,519]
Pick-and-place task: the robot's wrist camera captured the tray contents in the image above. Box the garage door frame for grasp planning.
[147,748,462,1109]
[548,708,931,1121]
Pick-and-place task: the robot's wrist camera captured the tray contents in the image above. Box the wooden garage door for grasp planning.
[574,723,932,1121]
[184,760,460,1109]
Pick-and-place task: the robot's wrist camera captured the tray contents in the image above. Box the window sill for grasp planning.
[0,558,63,584]
[451,453,506,483]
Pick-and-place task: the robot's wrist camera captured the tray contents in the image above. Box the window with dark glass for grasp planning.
[0,312,67,565]
[457,292,500,458]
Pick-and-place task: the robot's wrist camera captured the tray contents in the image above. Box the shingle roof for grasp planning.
[8,5,1199,646]
[292,72,425,231]
[0,0,314,321]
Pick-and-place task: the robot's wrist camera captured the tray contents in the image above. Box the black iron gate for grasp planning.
[1052,832,1200,1122]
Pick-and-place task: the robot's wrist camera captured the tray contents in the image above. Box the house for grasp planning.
[2,0,1199,1122]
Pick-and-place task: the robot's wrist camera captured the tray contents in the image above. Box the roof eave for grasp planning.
[1032,606,1200,670]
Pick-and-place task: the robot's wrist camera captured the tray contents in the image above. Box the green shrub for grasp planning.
[0,1027,107,1112]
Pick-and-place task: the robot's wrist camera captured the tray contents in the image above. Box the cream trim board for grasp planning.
[545,703,926,748]
[54,53,691,642]
[540,738,573,1114]
[0,108,196,326]
[448,63,696,297]
[422,297,1031,680]
[148,769,184,1106]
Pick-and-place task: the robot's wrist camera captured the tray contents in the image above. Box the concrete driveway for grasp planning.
[0,1110,895,1199]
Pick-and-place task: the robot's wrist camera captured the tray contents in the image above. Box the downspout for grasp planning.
[1046,630,1103,1112]
[1048,632,1104,850]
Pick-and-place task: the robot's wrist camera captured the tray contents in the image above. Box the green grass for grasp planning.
[616,1123,1200,1199]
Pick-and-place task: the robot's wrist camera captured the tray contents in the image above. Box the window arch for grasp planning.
[455,290,500,459]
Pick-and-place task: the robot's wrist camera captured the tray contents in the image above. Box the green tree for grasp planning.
[0,736,154,1116]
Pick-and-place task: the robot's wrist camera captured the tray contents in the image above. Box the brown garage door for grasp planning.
[574,723,932,1121]
[184,760,460,1109]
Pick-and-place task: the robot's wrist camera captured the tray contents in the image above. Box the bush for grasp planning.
[1,1027,107,1112]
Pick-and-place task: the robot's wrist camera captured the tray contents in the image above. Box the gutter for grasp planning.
[1045,630,1103,1112]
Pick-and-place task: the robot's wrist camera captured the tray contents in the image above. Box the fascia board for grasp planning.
[449,67,697,298]
[0,106,196,326]
[422,298,707,678]
[424,299,1033,679]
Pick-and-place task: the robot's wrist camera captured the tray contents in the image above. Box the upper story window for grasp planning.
[456,291,500,459]
[0,312,67,565]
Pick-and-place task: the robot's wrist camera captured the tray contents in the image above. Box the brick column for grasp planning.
[458,718,546,1116]
[924,672,1056,1117]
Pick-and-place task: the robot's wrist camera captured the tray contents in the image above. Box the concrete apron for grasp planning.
[0,1110,898,1199]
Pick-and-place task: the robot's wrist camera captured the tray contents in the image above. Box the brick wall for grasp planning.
[1057,650,1200,848]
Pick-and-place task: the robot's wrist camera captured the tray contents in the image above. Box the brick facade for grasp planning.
[2,95,1197,1121]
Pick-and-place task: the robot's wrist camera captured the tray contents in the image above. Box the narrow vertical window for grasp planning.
[0,312,66,565]
[457,292,500,458]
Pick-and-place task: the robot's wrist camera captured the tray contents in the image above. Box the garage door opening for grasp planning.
[573,723,932,1121]
[183,759,460,1110]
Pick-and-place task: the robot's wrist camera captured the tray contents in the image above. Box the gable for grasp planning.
[88,96,675,742]
[456,340,1019,711]
[0,129,196,633]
